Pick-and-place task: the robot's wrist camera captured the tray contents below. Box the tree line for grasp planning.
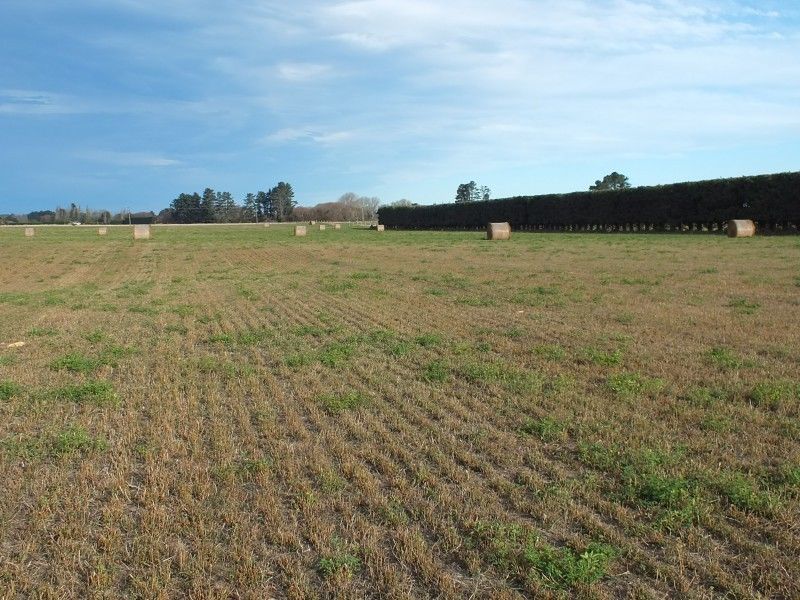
[378,171,800,232]
[163,183,297,224]
[0,204,132,225]
[2,183,383,225]
[1,172,636,226]
[292,193,380,222]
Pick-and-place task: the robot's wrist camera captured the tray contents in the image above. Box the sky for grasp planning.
[1,0,799,214]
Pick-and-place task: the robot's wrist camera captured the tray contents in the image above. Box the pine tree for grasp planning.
[243,193,258,222]
[267,182,296,222]
[213,191,236,222]
[201,188,216,222]
[256,191,271,221]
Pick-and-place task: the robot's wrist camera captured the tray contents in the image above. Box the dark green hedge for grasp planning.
[377,172,800,233]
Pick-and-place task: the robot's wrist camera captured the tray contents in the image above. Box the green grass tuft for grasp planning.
[49,353,101,374]
[727,297,760,315]
[712,471,780,515]
[3,426,109,459]
[534,344,566,362]
[414,332,442,347]
[321,280,357,294]
[749,380,799,411]
[51,426,108,457]
[683,386,729,407]
[524,541,616,590]
[84,329,105,343]
[319,342,356,368]
[285,352,314,368]
[318,550,361,578]
[707,347,745,370]
[520,417,567,441]
[460,361,541,393]
[317,391,368,414]
[606,372,664,398]
[582,347,623,366]
[423,360,448,383]
[50,380,118,406]
[0,380,22,401]
[470,521,615,590]
[28,327,58,337]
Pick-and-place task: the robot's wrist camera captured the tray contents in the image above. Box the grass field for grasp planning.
[1,225,799,599]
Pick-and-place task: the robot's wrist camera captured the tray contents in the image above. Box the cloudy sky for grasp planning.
[1,0,799,213]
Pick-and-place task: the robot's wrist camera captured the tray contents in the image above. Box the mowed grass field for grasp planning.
[1,225,799,599]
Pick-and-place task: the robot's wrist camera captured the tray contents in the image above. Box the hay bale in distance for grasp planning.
[334,223,342,230]
[98,227,108,236]
[486,222,511,240]
[263,222,270,228]
[24,227,35,237]
[319,224,326,231]
[294,225,307,237]
[727,220,755,238]
[310,220,316,225]
[376,224,385,232]
[133,224,151,240]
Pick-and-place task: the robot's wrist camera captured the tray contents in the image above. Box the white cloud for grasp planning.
[298,0,800,156]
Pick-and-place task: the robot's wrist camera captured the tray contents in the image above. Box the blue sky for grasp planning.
[1,0,799,214]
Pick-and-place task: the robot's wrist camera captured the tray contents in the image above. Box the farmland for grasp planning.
[1,225,799,599]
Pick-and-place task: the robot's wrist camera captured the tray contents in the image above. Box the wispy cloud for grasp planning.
[276,62,334,82]
[78,150,182,168]
[262,127,355,145]
[0,90,88,115]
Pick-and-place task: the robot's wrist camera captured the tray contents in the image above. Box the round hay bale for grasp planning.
[334,223,342,230]
[24,227,35,237]
[486,222,511,240]
[263,222,270,228]
[376,224,385,232]
[133,224,151,240]
[98,227,108,236]
[309,220,316,225]
[727,220,755,238]
[294,225,307,237]
[319,224,326,231]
